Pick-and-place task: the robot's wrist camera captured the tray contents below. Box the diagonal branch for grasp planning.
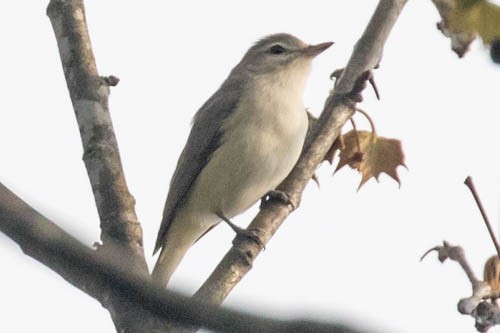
[46,0,146,272]
[0,182,165,332]
[0,182,108,302]
[194,0,408,305]
[0,182,366,333]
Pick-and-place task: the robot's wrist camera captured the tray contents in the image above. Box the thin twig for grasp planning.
[464,176,500,258]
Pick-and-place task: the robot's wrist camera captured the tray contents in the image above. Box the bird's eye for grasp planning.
[269,44,286,55]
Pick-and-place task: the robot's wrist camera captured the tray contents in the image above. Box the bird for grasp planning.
[152,33,333,287]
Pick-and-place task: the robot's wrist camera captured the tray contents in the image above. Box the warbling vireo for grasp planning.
[152,33,333,287]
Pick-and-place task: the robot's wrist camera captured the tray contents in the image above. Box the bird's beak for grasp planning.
[302,41,334,57]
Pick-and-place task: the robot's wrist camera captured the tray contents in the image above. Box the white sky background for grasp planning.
[1,1,500,332]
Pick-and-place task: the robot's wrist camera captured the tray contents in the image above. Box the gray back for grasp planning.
[153,75,245,253]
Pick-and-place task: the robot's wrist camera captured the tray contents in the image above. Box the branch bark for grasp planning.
[0,182,107,302]
[0,182,167,332]
[194,0,408,305]
[46,0,146,272]
[45,0,153,330]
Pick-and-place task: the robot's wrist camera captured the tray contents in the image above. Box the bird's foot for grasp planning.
[217,211,265,248]
[233,227,265,249]
[260,190,296,210]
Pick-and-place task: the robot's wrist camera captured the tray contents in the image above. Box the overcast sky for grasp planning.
[2,1,500,332]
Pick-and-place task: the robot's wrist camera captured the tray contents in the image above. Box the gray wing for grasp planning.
[153,76,244,254]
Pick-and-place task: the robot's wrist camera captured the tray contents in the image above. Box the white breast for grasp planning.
[185,60,310,223]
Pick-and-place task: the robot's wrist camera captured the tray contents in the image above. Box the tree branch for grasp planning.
[0,182,167,332]
[46,0,146,271]
[0,182,366,333]
[0,182,108,302]
[194,0,408,305]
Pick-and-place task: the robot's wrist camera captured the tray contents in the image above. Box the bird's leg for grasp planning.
[260,190,296,210]
[216,211,265,247]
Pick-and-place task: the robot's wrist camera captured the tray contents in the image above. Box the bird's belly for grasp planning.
[187,110,307,223]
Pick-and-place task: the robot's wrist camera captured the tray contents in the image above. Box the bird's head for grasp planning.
[237,33,333,79]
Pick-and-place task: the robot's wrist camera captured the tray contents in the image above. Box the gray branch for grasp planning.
[44,0,152,330]
[0,182,168,332]
[194,0,408,306]
[0,183,108,302]
[0,182,366,333]
[46,0,146,272]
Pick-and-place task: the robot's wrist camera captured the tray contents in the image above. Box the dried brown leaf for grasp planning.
[334,130,406,190]
[432,0,500,57]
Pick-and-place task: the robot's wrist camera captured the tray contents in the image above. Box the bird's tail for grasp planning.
[151,239,191,288]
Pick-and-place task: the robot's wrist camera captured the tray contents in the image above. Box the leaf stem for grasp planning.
[356,108,377,137]
[350,118,362,152]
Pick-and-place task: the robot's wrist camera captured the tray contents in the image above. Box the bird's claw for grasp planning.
[260,190,296,210]
[217,211,265,248]
[232,227,265,249]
